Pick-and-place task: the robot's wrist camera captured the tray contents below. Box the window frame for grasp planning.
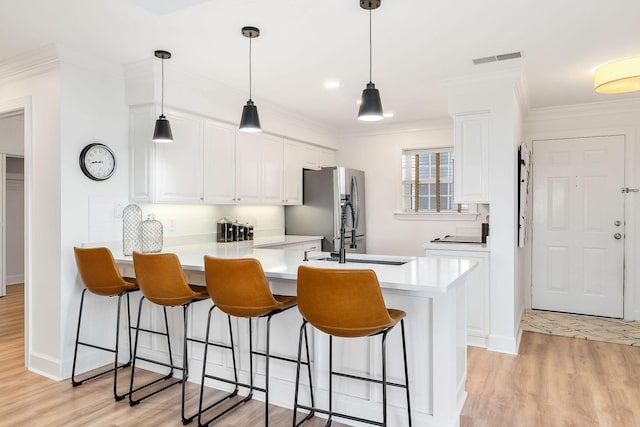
[396,147,479,221]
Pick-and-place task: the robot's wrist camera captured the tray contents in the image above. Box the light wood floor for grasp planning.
[2,284,640,426]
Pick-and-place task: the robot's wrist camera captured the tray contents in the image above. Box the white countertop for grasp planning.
[112,241,478,295]
[422,240,490,252]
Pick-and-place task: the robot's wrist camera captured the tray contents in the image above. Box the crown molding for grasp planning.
[0,44,59,85]
[338,117,453,139]
[526,98,640,122]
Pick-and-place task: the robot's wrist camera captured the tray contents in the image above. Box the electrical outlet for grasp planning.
[114,202,126,219]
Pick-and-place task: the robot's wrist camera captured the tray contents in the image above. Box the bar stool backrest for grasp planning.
[297,265,394,338]
[132,252,197,306]
[203,256,280,317]
[74,247,135,296]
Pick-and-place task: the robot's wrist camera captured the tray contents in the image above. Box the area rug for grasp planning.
[520,309,640,346]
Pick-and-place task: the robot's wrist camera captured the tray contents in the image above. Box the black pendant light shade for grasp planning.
[153,50,173,143]
[240,99,261,132]
[358,82,384,121]
[358,0,384,122]
[239,26,262,133]
[153,114,174,142]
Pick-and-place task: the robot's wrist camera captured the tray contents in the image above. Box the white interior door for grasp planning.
[532,135,625,318]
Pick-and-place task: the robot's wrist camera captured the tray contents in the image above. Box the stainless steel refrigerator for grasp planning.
[285,166,366,253]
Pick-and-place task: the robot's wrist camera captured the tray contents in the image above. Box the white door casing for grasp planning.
[532,135,625,318]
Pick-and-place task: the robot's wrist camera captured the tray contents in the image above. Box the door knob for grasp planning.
[614,233,622,240]
[614,220,622,226]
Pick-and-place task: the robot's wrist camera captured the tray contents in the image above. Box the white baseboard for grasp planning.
[487,334,519,354]
[6,274,24,285]
[29,351,62,381]
[467,334,488,348]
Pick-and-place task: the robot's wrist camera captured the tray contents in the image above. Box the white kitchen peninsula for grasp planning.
[112,243,477,427]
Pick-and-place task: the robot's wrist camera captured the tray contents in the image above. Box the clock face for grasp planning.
[79,143,116,181]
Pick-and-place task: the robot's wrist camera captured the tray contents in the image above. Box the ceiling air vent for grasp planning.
[472,51,522,65]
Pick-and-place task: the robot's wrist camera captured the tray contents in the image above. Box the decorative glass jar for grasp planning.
[122,204,142,256]
[142,214,163,253]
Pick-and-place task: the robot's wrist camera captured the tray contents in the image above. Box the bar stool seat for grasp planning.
[72,246,139,401]
[129,252,209,425]
[197,257,314,427]
[293,265,412,427]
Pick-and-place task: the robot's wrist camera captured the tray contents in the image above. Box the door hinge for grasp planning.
[621,187,640,193]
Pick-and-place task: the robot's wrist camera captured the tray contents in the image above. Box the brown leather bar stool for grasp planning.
[72,246,138,401]
[293,265,412,427]
[130,252,209,425]
[197,257,314,427]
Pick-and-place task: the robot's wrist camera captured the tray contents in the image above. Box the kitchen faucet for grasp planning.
[337,194,357,263]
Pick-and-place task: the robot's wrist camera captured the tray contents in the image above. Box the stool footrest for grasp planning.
[295,405,384,427]
[202,373,266,394]
[333,370,408,389]
[197,390,253,427]
[71,361,131,386]
[129,374,181,406]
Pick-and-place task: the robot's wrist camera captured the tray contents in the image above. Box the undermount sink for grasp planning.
[313,256,410,266]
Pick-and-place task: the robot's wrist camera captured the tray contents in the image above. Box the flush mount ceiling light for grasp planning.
[239,26,262,133]
[358,0,384,122]
[594,57,640,94]
[152,50,174,143]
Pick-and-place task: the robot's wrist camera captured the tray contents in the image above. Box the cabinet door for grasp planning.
[234,132,261,204]
[454,112,489,203]
[283,140,303,205]
[154,110,204,203]
[261,133,284,204]
[129,107,156,202]
[318,148,336,168]
[203,120,236,204]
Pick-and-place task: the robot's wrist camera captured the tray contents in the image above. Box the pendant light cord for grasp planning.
[369,6,372,83]
[161,57,165,116]
[249,36,253,101]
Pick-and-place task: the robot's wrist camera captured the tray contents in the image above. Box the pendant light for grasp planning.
[239,26,262,133]
[153,50,174,143]
[358,0,384,122]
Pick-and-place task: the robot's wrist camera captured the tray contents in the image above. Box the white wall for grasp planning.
[337,121,486,257]
[525,99,640,321]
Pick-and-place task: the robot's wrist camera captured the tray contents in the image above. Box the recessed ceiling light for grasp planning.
[323,81,340,89]
[383,112,394,118]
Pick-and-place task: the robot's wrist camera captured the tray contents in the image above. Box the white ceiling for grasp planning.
[2,0,640,131]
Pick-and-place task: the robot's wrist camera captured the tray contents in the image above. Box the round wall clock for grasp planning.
[79,143,117,181]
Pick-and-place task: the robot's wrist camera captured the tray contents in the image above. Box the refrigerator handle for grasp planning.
[351,175,360,229]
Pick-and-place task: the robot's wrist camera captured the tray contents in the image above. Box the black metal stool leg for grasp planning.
[182,303,193,425]
[400,319,412,426]
[327,335,333,427]
[71,288,88,387]
[382,331,389,427]
[265,315,273,427]
[129,298,179,407]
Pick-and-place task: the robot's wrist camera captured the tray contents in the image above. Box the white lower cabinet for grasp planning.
[425,246,490,347]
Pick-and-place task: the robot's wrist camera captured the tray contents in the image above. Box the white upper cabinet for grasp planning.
[129,106,156,203]
[261,133,284,204]
[318,148,336,168]
[154,110,204,203]
[203,120,236,204]
[453,111,489,203]
[283,140,304,205]
[234,132,263,204]
[130,105,331,206]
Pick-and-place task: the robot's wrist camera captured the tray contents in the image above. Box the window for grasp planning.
[401,149,467,213]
